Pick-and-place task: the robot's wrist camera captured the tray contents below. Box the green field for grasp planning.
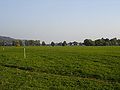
[0,46,120,90]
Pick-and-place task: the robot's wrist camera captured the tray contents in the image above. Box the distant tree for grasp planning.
[21,40,25,46]
[18,40,22,46]
[84,39,95,46]
[0,40,4,46]
[12,40,20,46]
[95,38,106,46]
[110,38,118,46]
[68,42,72,46]
[12,40,15,46]
[117,39,120,46]
[24,40,29,46]
[73,41,78,46]
[51,42,55,46]
[95,39,103,46]
[79,42,83,46]
[34,40,40,46]
[57,42,62,46]
[15,40,20,47]
[62,41,67,46]
[104,38,111,46]
[42,41,46,46]
[28,40,34,46]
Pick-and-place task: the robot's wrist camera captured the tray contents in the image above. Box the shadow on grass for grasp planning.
[1,64,34,71]
[1,63,119,83]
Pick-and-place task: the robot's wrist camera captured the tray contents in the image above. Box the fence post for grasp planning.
[24,48,26,58]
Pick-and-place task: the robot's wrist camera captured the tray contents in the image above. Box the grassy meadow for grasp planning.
[0,46,120,90]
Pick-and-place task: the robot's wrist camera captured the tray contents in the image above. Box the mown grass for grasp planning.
[0,46,120,90]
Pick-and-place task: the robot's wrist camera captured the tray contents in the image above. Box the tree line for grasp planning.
[84,38,120,46]
[0,38,120,46]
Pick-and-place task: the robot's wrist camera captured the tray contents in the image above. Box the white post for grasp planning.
[24,48,26,58]
[3,48,4,51]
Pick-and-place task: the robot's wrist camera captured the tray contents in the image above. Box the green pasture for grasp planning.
[0,46,120,90]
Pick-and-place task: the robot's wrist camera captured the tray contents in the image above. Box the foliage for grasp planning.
[1,37,120,46]
[42,41,46,46]
[62,41,67,46]
[51,42,55,46]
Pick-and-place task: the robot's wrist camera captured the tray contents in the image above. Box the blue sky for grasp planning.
[0,0,120,43]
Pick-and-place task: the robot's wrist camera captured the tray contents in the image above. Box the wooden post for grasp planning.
[24,48,26,58]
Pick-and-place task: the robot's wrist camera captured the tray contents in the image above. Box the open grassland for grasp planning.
[0,46,120,90]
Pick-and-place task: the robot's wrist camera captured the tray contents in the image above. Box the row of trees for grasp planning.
[84,38,120,46]
[0,40,81,46]
[0,38,120,46]
[0,40,40,46]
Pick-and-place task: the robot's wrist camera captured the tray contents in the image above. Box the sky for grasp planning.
[0,0,120,43]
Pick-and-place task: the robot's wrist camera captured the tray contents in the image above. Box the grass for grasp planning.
[0,46,120,90]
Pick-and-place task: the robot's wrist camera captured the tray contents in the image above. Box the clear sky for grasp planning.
[0,0,120,43]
